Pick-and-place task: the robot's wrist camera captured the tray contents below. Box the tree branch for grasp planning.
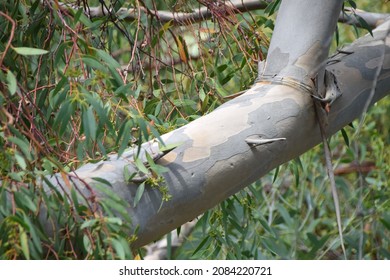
[56,0,389,28]
[43,17,390,249]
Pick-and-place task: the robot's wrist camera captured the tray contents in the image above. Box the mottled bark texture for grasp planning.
[45,1,390,248]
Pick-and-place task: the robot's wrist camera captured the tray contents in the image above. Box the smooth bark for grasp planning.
[44,1,390,249]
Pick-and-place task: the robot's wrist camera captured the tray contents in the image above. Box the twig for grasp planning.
[0,11,16,67]
[314,102,347,259]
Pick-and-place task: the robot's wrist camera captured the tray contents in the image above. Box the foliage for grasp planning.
[0,0,388,259]
[175,98,390,259]
[173,0,390,260]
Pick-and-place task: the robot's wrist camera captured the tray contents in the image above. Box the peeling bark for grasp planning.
[43,1,390,249]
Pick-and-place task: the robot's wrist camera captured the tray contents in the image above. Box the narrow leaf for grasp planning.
[6,70,17,95]
[340,128,350,147]
[111,238,126,260]
[92,177,112,187]
[80,219,99,230]
[272,166,280,183]
[134,182,145,207]
[95,49,121,69]
[13,47,49,56]
[82,106,97,141]
[192,236,210,256]
[20,228,30,260]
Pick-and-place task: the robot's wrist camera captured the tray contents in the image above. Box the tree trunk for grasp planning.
[44,0,390,249]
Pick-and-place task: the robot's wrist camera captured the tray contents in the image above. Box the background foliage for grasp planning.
[0,0,388,259]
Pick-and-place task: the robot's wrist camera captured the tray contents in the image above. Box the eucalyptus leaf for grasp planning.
[13,47,49,56]
[133,182,145,207]
[6,70,17,95]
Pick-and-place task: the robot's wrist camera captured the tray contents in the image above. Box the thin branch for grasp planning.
[314,102,347,259]
[0,11,16,68]
[339,7,390,28]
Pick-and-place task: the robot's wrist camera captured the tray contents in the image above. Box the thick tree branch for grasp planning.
[57,0,388,28]
[42,17,390,250]
[58,0,269,25]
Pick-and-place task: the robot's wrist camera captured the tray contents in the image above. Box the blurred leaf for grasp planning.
[13,47,49,56]
[6,70,17,95]
[355,14,373,36]
[134,182,145,207]
[276,204,293,227]
[14,153,27,170]
[265,0,281,16]
[340,128,350,147]
[81,219,99,230]
[134,157,150,175]
[123,166,136,182]
[20,228,30,260]
[82,106,97,141]
[7,137,32,161]
[95,49,121,69]
[14,192,37,212]
[272,166,280,183]
[117,120,133,157]
[111,238,126,259]
[81,56,107,71]
[159,142,183,152]
[347,0,357,9]
[91,177,112,187]
[192,235,210,256]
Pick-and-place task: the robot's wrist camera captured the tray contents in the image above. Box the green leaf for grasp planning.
[82,106,97,141]
[340,128,350,147]
[256,213,276,237]
[335,25,340,46]
[134,157,150,175]
[380,216,390,231]
[92,177,112,187]
[101,199,129,220]
[95,49,121,69]
[159,142,182,153]
[13,47,49,56]
[81,56,107,71]
[53,100,73,137]
[199,88,206,102]
[355,14,373,36]
[14,192,37,212]
[264,0,281,16]
[20,228,30,260]
[6,70,17,95]
[22,213,42,255]
[94,183,123,203]
[347,0,357,9]
[117,120,132,157]
[137,117,149,142]
[83,235,93,254]
[272,166,280,183]
[8,137,32,161]
[111,238,125,260]
[145,152,169,174]
[192,236,210,256]
[276,204,293,227]
[133,182,145,207]
[214,80,230,97]
[123,166,136,182]
[80,219,99,230]
[14,153,27,170]
[106,217,123,226]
